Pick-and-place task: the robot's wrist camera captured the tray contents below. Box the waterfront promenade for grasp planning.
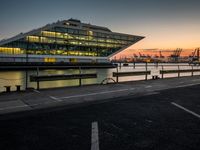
[0,76,200,115]
[1,76,200,150]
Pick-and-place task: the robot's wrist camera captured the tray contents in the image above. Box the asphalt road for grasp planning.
[0,85,200,150]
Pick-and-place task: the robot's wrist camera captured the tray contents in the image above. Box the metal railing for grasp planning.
[112,63,200,83]
[1,63,200,92]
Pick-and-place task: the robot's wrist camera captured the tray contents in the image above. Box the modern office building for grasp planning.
[0,19,144,63]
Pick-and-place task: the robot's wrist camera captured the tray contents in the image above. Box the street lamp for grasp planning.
[25,36,29,90]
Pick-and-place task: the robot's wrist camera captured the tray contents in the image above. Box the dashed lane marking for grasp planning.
[91,121,99,150]
[171,102,200,119]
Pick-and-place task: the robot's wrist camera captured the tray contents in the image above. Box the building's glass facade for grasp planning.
[0,19,144,62]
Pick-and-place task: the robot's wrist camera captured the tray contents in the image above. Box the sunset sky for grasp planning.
[0,0,199,57]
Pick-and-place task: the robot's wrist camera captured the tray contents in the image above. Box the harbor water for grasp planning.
[0,63,200,92]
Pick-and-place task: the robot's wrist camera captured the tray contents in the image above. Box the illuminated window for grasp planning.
[69,58,77,63]
[44,58,56,63]
[26,36,40,42]
[0,47,22,54]
[88,31,93,36]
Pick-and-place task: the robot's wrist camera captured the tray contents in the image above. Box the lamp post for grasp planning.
[25,37,29,90]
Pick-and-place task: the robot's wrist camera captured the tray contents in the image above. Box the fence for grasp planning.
[112,63,200,82]
[1,63,200,91]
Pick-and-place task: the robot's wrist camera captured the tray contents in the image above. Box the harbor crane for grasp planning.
[189,48,200,65]
[169,48,182,62]
[159,51,164,58]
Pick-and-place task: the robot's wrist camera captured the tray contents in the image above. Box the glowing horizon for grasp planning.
[0,0,200,58]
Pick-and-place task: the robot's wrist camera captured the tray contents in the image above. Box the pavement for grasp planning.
[1,76,200,116]
[0,76,200,149]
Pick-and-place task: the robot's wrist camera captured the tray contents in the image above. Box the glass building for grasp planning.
[0,19,144,63]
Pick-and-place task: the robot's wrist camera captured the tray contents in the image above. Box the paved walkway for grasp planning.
[1,76,200,115]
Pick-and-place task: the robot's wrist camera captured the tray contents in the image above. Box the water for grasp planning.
[0,63,199,92]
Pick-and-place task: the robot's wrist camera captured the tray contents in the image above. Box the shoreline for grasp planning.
[0,62,117,71]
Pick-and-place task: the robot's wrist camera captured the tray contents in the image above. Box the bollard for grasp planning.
[152,76,155,80]
[16,85,21,92]
[4,86,11,92]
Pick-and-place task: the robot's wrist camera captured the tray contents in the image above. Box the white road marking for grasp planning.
[175,83,200,88]
[171,102,200,119]
[91,122,99,150]
[34,89,61,102]
[49,96,62,101]
[59,88,135,99]
[143,92,159,96]
[33,90,41,93]
[0,88,136,113]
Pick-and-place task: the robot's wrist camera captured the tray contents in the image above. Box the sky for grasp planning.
[0,0,200,56]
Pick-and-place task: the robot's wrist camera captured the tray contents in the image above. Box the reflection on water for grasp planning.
[0,68,116,91]
[0,63,199,92]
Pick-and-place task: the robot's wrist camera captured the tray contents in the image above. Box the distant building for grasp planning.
[0,19,144,63]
